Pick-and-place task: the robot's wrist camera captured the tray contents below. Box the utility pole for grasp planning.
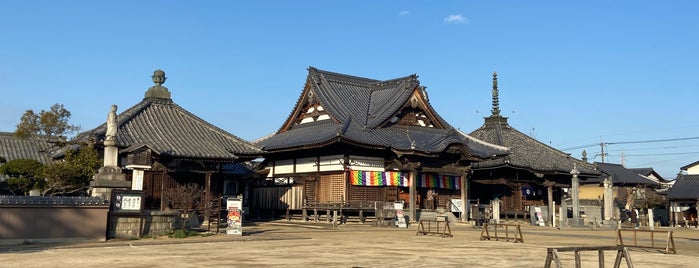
[600,142,606,163]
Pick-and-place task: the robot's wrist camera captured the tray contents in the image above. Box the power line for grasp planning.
[561,136,699,151]
[607,136,699,145]
[606,144,699,152]
[607,151,699,157]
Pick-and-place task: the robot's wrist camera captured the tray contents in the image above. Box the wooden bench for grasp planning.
[544,246,634,268]
[615,228,676,254]
[479,223,524,243]
[416,216,452,237]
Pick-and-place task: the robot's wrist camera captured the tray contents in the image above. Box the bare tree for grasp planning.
[165,183,204,231]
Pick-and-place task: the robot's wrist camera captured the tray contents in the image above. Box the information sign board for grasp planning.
[110,190,144,215]
[226,196,243,235]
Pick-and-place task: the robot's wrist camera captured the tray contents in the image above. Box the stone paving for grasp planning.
[1,221,698,267]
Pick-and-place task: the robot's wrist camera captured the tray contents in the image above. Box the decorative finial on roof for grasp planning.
[145,69,171,100]
[152,69,166,86]
[582,150,588,163]
[491,71,500,117]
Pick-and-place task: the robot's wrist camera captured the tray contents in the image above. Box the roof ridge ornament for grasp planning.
[483,71,508,127]
[144,69,172,100]
[491,71,500,117]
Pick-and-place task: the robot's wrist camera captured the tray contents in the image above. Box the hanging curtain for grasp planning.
[349,170,408,186]
[418,174,461,189]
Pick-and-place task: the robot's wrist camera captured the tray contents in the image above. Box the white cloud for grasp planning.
[443,14,469,24]
[399,10,410,16]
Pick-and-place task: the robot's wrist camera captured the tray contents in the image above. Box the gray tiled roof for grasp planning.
[592,162,658,186]
[0,132,55,165]
[469,116,599,176]
[256,67,508,158]
[629,167,665,182]
[75,84,262,161]
[667,174,699,200]
[680,161,699,171]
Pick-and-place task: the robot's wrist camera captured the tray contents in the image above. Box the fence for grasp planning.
[615,228,676,254]
[544,246,634,268]
[479,223,524,243]
[416,214,452,237]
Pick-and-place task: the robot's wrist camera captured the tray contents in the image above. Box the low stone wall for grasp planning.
[109,210,182,239]
[0,196,109,244]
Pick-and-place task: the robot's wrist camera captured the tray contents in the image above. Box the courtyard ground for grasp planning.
[1,220,698,267]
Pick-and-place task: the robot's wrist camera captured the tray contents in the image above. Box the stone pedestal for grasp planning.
[90,166,130,201]
[103,145,119,167]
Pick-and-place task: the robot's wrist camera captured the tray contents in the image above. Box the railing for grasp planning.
[416,215,452,237]
[615,228,676,254]
[479,223,524,243]
[544,246,634,268]
[301,201,384,224]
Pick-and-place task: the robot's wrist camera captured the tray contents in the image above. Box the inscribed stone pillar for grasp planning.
[603,177,614,221]
[547,186,554,226]
[491,198,500,224]
[570,165,580,223]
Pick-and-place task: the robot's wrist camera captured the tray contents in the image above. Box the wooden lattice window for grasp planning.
[127,149,152,166]
[317,174,344,203]
[304,179,317,203]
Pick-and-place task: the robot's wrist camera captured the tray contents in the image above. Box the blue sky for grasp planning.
[1,1,698,179]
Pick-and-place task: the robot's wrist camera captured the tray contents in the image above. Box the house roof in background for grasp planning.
[593,162,659,186]
[0,132,55,165]
[680,161,699,171]
[667,174,699,200]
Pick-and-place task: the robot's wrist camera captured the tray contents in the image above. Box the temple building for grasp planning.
[75,70,263,210]
[468,72,600,223]
[254,67,508,221]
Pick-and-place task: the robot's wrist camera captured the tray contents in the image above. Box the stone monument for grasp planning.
[90,104,130,200]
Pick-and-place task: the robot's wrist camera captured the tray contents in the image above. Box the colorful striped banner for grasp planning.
[418,174,461,189]
[349,170,408,186]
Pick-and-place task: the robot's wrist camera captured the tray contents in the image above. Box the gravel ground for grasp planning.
[1,221,698,268]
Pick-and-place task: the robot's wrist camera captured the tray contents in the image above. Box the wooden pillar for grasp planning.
[460,173,468,222]
[547,185,554,226]
[205,171,212,224]
[160,170,168,210]
[409,171,417,222]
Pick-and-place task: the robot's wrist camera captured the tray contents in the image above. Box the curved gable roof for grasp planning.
[257,67,508,158]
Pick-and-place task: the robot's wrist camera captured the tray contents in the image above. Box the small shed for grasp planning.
[666,174,699,226]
